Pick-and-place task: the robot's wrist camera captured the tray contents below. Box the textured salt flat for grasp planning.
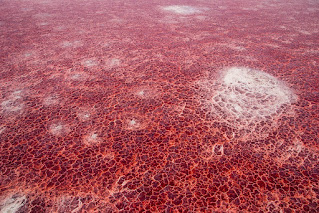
[0,0,318,212]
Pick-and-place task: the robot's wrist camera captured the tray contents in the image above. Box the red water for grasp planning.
[0,0,318,212]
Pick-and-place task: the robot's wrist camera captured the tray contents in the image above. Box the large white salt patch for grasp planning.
[209,67,297,137]
[0,194,26,213]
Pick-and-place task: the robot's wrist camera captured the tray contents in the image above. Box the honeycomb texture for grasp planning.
[0,0,318,212]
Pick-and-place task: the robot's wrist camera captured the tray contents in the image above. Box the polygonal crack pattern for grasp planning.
[0,0,318,212]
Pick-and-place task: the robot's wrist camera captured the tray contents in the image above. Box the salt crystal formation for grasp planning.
[208,67,297,138]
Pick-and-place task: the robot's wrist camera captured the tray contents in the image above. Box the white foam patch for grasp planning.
[208,67,297,137]
[0,194,27,213]
[161,5,203,15]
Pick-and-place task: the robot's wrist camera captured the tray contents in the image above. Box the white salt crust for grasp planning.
[0,194,26,213]
[161,5,203,15]
[206,67,297,138]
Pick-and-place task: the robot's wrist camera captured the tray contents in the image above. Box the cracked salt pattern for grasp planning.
[0,194,26,213]
[205,67,298,138]
[0,0,318,212]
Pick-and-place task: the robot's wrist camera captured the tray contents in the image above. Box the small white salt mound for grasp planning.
[90,133,98,139]
[77,111,91,121]
[126,118,143,130]
[103,58,121,70]
[133,86,158,99]
[137,90,145,96]
[135,89,148,98]
[82,58,98,68]
[70,74,83,80]
[50,124,63,135]
[0,194,26,213]
[83,132,100,145]
[210,67,297,135]
[108,58,120,67]
[161,5,202,15]
[129,119,137,126]
[43,95,59,106]
[61,41,73,47]
[49,123,70,136]
[1,91,24,113]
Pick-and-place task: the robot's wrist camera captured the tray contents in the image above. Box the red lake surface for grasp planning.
[0,0,318,212]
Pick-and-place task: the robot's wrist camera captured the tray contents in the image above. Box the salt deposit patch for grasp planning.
[1,91,24,113]
[37,22,49,26]
[83,132,101,146]
[126,118,144,130]
[64,69,90,82]
[161,5,204,15]
[204,67,297,138]
[133,87,157,99]
[23,52,33,58]
[43,95,60,106]
[69,73,85,81]
[76,111,91,121]
[81,58,98,68]
[60,40,83,48]
[137,90,145,96]
[105,58,121,69]
[0,194,27,213]
[129,119,137,126]
[109,58,120,66]
[76,107,94,122]
[54,195,83,213]
[68,72,89,82]
[49,122,70,136]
